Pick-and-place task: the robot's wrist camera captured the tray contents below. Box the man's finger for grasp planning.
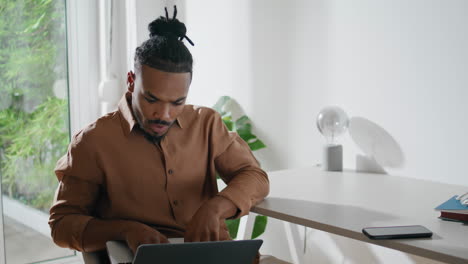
[187,229,200,242]
[192,235,201,242]
[159,234,169,244]
[184,228,194,242]
[201,229,211,242]
[131,240,142,254]
[210,229,219,241]
[130,244,138,254]
[192,229,203,242]
[219,228,230,241]
[151,236,160,244]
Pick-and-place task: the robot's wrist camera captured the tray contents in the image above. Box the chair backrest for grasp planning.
[81,250,110,264]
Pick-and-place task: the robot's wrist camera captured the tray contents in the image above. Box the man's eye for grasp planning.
[145,97,156,103]
[173,101,184,106]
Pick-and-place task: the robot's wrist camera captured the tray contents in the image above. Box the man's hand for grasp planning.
[184,196,237,242]
[122,222,169,253]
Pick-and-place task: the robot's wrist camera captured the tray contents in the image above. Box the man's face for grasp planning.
[128,65,191,141]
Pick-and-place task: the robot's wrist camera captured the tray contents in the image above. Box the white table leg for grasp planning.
[238,212,257,240]
[283,221,304,264]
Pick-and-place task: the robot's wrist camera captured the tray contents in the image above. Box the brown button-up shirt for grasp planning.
[49,94,269,251]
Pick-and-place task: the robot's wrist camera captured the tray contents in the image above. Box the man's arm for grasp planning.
[49,172,99,251]
[50,173,170,254]
[184,111,269,241]
[210,109,270,218]
[214,135,270,218]
[184,136,269,241]
[49,132,168,253]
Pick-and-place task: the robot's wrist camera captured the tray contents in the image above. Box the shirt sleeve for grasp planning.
[48,130,103,251]
[210,111,270,218]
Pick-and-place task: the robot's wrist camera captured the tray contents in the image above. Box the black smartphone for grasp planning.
[362,225,433,240]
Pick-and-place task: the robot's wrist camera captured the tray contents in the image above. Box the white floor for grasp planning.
[3,216,80,264]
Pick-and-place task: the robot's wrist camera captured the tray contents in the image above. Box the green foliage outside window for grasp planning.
[0,0,69,211]
[213,96,268,239]
[0,0,67,104]
[0,98,68,211]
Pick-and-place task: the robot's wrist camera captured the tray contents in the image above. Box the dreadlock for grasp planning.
[134,6,194,74]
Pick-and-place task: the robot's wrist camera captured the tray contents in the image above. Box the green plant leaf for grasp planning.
[223,119,234,131]
[236,116,259,142]
[237,124,257,142]
[225,218,240,239]
[213,96,231,113]
[222,114,232,121]
[251,215,268,239]
[30,13,46,31]
[248,139,267,151]
[235,115,250,128]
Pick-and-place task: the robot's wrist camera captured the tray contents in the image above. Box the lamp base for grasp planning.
[323,144,343,171]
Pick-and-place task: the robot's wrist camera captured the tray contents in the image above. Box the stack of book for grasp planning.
[435,193,468,223]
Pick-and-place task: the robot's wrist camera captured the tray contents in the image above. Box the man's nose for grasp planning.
[153,103,171,121]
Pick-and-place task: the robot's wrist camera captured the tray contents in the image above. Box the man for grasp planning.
[48,7,269,262]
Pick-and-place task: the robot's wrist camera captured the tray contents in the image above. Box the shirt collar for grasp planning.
[118,92,184,137]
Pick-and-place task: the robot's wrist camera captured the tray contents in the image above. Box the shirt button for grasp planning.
[173,200,178,206]
[168,169,173,175]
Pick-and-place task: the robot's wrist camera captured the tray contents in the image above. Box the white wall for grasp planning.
[135,0,165,46]
[187,0,468,186]
[328,0,468,185]
[134,0,188,55]
[185,0,253,111]
[185,0,331,171]
[184,0,468,263]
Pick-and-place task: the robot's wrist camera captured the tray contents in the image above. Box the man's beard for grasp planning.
[141,128,164,142]
[130,101,174,142]
[134,113,173,143]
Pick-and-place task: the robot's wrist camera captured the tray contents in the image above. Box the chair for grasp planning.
[81,250,110,264]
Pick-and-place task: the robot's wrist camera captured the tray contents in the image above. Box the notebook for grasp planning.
[435,195,468,214]
[439,211,468,223]
[106,239,262,264]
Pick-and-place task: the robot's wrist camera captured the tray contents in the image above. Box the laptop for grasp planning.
[106,238,262,264]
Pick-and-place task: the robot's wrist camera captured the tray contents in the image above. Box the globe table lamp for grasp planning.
[316,106,349,171]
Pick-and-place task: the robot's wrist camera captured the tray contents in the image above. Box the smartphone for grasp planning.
[362,225,433,240]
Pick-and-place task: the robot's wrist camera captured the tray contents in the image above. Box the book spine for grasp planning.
[440,212,468,221]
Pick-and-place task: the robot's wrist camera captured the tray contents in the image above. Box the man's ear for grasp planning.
[127,71,135,93]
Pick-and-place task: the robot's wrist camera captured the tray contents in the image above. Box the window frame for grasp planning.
[66,0,101,135]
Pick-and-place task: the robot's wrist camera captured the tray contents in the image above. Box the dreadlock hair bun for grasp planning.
[134,6,193,73]
[148,16,187,39]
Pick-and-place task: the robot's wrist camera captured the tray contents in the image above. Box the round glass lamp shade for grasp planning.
[316,106,349,145]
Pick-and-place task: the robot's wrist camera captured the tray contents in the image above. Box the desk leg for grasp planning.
[284,222,304,264]
[241,214,305,264]
[239,212,256,240]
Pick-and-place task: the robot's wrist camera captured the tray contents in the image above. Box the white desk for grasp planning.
[251,167,468,264]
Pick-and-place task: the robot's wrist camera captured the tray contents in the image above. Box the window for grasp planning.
[0,0,75,262]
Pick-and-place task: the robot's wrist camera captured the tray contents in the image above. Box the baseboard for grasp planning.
[2,195,50,237]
